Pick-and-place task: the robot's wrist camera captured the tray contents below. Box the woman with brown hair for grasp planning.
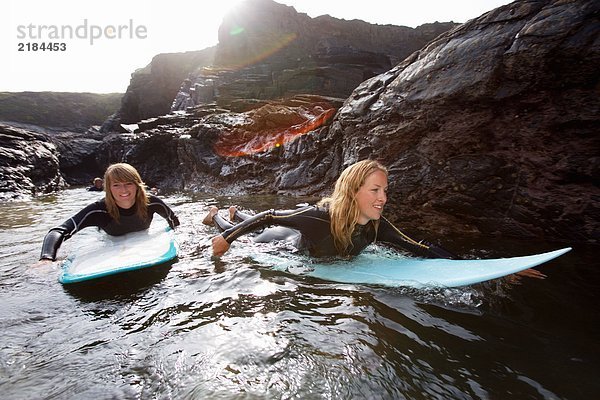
[204,159,455,259]
[39,163,179,262]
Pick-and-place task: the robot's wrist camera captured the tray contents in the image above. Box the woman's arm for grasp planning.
[212,235,231,257]
[40,229,67,261]
[219,206,326,244]
[148,195,180,229]
[39,201,108,261]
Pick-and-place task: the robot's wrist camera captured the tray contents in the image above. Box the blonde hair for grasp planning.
[318,159,388,255]
[103,163,149,222]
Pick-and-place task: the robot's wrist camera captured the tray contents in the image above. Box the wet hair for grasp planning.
[103,163,148,222]
[319,159,388,255]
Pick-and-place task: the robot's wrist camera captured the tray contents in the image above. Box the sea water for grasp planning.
[0,188,598,399]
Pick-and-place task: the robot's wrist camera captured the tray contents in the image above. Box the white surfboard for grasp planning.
[59,227,178,284]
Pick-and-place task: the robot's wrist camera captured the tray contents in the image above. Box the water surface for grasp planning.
[0,189,598,399]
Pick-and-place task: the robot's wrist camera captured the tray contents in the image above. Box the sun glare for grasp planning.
[3,0,512,93]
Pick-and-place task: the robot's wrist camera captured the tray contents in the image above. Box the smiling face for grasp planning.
[109,181,137,209]
[355,169,388,225]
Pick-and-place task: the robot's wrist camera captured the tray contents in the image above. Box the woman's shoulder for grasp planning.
[313,204,329,213]
[70,198,108,220]
[301,204,330,219]
[147,194,167,206]
[279,203,329,218]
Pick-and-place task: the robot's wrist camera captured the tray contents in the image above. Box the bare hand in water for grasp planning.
[516,268,547,279]
[212,235,230,257]
[507,268,547,284]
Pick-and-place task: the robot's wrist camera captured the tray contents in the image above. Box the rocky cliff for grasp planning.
[0,92,123,190]
[105,48,217,130]
[0,124,65,200]
[106,0,456,130]
[105,0,599,244]
[325,0,600,243]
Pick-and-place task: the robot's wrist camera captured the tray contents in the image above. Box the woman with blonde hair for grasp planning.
[204,159,455,259]
[39,163,179,262]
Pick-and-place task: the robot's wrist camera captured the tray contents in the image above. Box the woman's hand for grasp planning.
[212,235,230,257]
[515,268,547,279]
[507,268,547,285]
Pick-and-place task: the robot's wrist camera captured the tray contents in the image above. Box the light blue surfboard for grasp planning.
[260,247,572,288]
[59,227,178,284]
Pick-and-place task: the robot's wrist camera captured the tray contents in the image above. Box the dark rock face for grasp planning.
[49,128,107,185]
[317,0,600,242]
[215,1,451,67]
[0,124,65,200]
[104,48,217,131]
[103,95,344,193]
[90,0,598,243]
[111,0,598,244]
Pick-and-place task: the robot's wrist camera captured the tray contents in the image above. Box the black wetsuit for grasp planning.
[214,205,455,259]
[40,195,180,261]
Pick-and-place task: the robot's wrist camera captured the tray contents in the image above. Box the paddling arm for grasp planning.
[40,230,64,261]
[220,206,328,244]
[39,201,108,260]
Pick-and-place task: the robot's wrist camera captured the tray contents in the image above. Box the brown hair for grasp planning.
[318,159,388,255]
[103,163,148,222]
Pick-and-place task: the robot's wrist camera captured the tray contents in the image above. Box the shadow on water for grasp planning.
[61,259,177,302]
